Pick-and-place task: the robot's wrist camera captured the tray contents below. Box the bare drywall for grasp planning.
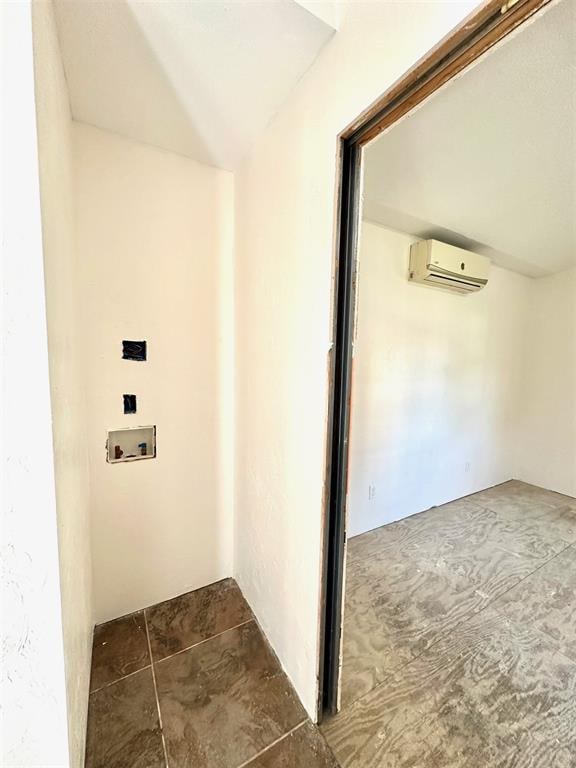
[53,0,335,169]
[31,2,94,765]
[347,223,533,537]
[74,124,234,622]
[361,0,576,279]
[233,0,477,718]
[516,267,576,496]
[1,3,70,764]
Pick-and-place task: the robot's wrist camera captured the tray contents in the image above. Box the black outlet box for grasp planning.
[122,340,147,361]
[123,394,137,414]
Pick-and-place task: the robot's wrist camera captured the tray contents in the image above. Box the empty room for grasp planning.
[2,0,575,767]
[321,1,576,764]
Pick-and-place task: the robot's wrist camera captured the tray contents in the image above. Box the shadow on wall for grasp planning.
[54,0,222,165]
[347,222,531,537]
[73,122,234,623]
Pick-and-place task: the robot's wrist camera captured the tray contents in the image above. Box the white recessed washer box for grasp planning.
[107,426,156,463]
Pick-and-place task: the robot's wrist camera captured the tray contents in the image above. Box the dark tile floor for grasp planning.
[321,480,576,767]
[85,578,339,768]
[86,481,576,768]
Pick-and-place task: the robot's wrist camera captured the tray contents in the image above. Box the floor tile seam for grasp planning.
[92,578,238,631]
[89,664,152,695]
[483,539,575,613]
[348,518,410,544]
[414,542,576,658]
[334,579,563,744]
[338,637,448,713]
[348,510,481,547]
[153,618,256,665]
[481,500,575,523]
[541,501,576,514]
[410,544,576,688]
[235,719,308,768]
[343,553,505,670]
[346,502,503,565]
[341,591,511,713]
[486,601,576,670]
[340,498,576,720]
[526,492,576,509]
[519,625,576,670]
[421,638,575,760]
[346,544,407,570]
[341,542,571,709]
[347,541,488,591]
[338,606,547,741]
[334,667,442,734]
[348,518,510,573]
[423,539,576,649]
[144,608,170,768]
[348,540,530,593]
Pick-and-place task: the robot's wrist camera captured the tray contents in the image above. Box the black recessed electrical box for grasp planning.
[122,340,147,361]
[123,394,137,414]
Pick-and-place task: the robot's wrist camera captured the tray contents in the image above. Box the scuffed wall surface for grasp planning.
[32,2,94,765]
[74,124,234,622]
[234,0,476,718]
[1,2,70,764]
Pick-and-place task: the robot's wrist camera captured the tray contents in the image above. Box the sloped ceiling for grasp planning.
[53,0,336,170]
[363,0,575,277]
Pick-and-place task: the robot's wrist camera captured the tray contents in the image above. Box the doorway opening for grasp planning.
[319,0,567,720]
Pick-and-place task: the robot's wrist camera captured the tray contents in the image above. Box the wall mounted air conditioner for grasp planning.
[409,239,490,293]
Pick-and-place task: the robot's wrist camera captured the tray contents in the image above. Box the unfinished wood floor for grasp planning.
[84,480,576,767]
[321,480,576,767]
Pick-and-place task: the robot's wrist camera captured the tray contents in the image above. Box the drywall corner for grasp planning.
[32,1,94,765]
[73,123,234,621]
[514,266,576,496]
[2,2,70,764]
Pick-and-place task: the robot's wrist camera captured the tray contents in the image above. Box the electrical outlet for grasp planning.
[465,462,471,473]
[368,484,376,501]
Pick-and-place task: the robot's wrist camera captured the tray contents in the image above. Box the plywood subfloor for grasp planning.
[85,480,576,767]
[322,480,576,767]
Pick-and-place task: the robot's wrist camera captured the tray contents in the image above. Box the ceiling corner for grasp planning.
[293,0,340,31]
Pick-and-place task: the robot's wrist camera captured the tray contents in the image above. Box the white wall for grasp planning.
[1,3,70,764]
[515,267,576,497]
[234,0,476,719]
[31,3,94,764]
[347,223,533,536]
[74,124,234,622]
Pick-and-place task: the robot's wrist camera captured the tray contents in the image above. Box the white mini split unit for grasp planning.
[409,239,490,293]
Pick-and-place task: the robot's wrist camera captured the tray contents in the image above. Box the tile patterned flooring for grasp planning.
[85,578,338,768]
[86,481,576,768]
[321,480,576,767]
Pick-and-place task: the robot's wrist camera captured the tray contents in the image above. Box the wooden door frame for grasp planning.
[318,0,554,718]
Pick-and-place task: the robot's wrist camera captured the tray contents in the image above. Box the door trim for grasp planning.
[318,0,553,718]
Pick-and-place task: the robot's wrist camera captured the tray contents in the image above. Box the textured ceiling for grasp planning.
[54,0,335,170]
[363,0,576,277]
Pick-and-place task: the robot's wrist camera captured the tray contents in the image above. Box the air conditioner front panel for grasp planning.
[409,239,490,293]
[426,240,489,280]
[428,265,488,288]
[425,272,485,292]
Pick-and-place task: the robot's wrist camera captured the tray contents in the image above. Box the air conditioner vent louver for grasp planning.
[409,240,490,293]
